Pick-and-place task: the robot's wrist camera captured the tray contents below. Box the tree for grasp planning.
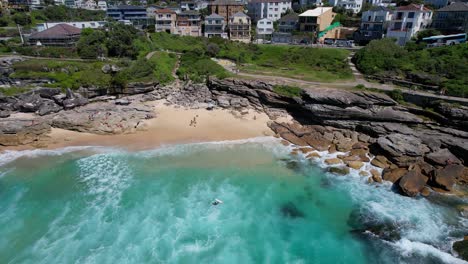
[12,13,31,26]
[105,23,138,58]
[205,42,220,57]
[415,29,441,41]
[77,28,107,59]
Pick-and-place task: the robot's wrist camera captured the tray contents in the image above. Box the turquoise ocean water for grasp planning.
[0,138,467,264]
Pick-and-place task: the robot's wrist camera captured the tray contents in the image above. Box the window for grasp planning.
[396,12,403,20]
[267,21,272,24]
[408,12,414,18]
[275,8,278,11]
[405,22,413,29]
[166,14,171,18]
[393,22,402,30]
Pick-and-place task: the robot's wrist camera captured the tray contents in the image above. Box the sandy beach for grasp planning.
[0,100,279,152]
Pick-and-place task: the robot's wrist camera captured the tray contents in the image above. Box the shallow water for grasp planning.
[0,138,467,264]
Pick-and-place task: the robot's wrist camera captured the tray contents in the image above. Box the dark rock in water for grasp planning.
[348,209,402,241]
[382,168,408,183]
[280,202,305,218]
[398,171,427,197]
[453,237,468,261]
[285,160,301,171]
[328,166,350,175]
[430,165,464,191]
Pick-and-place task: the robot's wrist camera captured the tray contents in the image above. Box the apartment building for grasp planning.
[208,0,245,22]
[329,0,363,14]
[229,12,251,43]
[204,13,228,38]
[432,2,468,33]
[247,0,292,22]
[299,7,335,33]
[386,4,432,45]
[354,6,392,44]
[154,8,177,33]
[175,10,202,37]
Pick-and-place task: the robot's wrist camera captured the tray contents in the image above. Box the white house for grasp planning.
[36,21,107,32]
[204,13,228,38]
[247,0,292,22]
[386,4,432,45]
[256,18,274,39]
[97,1,107,10]
[329,0,363,13]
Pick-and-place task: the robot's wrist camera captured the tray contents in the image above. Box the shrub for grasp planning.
[388,89,404,102]
[273,85,303,97]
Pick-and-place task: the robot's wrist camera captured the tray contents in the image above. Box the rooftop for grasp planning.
[206,13,224,19]
[154,8,176,14]
[368,6,391,12]
[396,4,431,11]
[249,0,291,3]
[299,7,333,17]
[209,0,244,6]
[107,5,147,10]
[232,11,249,18]
[29,24,81,39]
[437,2,468,12]
[278,12,298,22]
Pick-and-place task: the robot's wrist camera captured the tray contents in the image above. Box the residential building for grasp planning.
[299,0,323,7]
[36,21,107,32]
[272,12,298,43]
[28,24,81,46]
[204,13,228,38]
[229,12,251,43]
[432,2,468,33]
[175,10,202,36]
[354,6,392,44]
[329,0,363,13]
[107,5,149,26]
[386,4,433,45]
[154,8,177,33]
[299,7,335,33]
[365,0,395,6]
[97,0,107,10]
[424,0,448,9]
[247,0,292,22]
[256,18,274,39]
[181,0,196,11]
[208,0,245,22]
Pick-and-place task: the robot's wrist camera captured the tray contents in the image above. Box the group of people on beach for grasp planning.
[189,115,199,127]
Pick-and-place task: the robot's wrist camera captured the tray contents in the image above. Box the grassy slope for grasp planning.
[150,33,353,82]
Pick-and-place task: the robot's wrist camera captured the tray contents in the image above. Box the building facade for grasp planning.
[272,12,298,43]
[175,10,202,37]
[36,21,107,32]
[329,0,363,13]
[208,0,245,22]
[247,0,292,22]
[107,5,149,26]
[204,13,228,38]
[256,18,274,39]
[386,4,433,45]
[299,7,335,33]
[229,12,251,43]
[354,6,392,44]
[154,8,177,33]
[432,2,468,33]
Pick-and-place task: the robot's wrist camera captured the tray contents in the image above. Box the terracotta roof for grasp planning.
[154,8,176,14]
[437,2,468,12]
[29,24,81,39]
[396,4,431,11]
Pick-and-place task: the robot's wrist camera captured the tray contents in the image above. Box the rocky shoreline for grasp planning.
[1,76,468,259]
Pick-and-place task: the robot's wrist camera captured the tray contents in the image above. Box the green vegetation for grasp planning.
[31,6,106,22]
[388,88,404,102]
[77,23,139,59]
[13,46,79,58]
[117,52,177,84]
[11,59,111,90]
[354,39,468,97]
[177,51,230,82]
[149,33,353,82]
[273,85,303,97]
[0,86,32,96]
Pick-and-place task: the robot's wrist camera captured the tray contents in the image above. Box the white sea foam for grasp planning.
[0,146,115,167]
[391,239,468,264]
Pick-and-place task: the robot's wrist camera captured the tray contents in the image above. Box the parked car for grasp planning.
[324,38,335,45]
